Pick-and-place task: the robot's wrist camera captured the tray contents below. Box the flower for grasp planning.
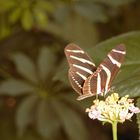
[86,93,140,123]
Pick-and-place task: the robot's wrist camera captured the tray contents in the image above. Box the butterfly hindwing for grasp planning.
[68,69,83,95]
[65,43,96,95]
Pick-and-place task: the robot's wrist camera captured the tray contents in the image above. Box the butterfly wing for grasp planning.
[65,43,97,95]
[100,44,126,94]
[79,44,126,100]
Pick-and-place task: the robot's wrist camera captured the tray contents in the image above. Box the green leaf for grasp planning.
[11,53,38,84]
[60,92,96,110]
[59,93,84,110]
[0,19,11,40]
[136,98,140,140]
[52,99,88,140]
[0,79,35,96]
[21,9,33,30]
[33,8,48,28]
[37,1,54,13]
[53,59,69,85]
[74,3,107,22]
[47,14,98,48]
[16,95,38,136]
[37,47,56,81]
[89,31,140,97]
[0,0,16,12]
[9,7,22,23]
[36,100,60,139]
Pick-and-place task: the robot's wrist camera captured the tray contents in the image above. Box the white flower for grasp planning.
[129,104,140,113]
[88,110,101,119]
[86,93,140,124]
[119,109,128,122]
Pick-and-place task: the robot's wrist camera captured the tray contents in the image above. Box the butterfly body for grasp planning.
[65,43,126,100]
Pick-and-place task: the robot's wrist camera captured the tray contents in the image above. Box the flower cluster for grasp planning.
[86,93,140,123]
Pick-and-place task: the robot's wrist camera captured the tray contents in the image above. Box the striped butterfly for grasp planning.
[64,43,126,100]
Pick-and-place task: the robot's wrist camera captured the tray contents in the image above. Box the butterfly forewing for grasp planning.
[81,44,126,100]
[65,43,96,95]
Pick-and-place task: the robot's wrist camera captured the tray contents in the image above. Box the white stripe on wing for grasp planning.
[97,73,101,95]
[108,54,121,67]
[70,55,95,66]
[76,72,87,80]
[73,64,93,74]
[66,49,84,53]
[100,64,111,95]
[112,49,126,54]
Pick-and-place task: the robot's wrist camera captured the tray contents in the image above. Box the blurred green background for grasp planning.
[0,0,140,140]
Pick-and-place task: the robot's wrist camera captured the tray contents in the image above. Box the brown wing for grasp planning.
[100,44,126,94]
[65,43,96,95]
[78,44,126,100]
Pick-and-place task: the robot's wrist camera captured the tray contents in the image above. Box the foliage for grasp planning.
[0,31,139,139]
[0,0,135,40]
[0,47,88,140]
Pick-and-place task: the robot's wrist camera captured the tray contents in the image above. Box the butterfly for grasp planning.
[64,43,126,100]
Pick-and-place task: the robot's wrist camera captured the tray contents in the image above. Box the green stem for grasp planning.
[112,121,117,140]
